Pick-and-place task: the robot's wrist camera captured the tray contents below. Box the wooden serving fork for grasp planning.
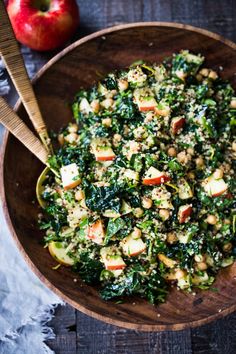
[0,1,53,154]
[0,96,48,164]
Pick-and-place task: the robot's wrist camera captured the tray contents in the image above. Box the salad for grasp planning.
[37,50,236,304]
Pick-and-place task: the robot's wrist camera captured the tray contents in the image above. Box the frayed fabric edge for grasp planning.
[0,301,64,348]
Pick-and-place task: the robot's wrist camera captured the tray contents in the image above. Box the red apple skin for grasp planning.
[106,264,126,271]
[96,155,116,162]
[212,189,227,197]
[7,0,79,51]
[128,248,146,257]
[87,219,104,241]
[171,117,185,134]
[143,175,170,185]
[178,205,192,224]
[139,105,156,112]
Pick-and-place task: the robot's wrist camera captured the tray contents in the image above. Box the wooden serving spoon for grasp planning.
[0,1,53,154]
[0,96,48,164]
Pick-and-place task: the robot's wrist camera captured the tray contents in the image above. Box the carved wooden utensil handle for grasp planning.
[0,97,48,164]
[0,1,52,154]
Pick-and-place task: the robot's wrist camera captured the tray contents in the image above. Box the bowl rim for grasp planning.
[1,21,236,331]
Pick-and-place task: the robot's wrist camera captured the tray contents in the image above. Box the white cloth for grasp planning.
[0,203,62,354]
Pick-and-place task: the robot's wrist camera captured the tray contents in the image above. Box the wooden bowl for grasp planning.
[1,23,236,331]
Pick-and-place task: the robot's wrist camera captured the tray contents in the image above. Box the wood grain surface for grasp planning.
[1,0,236,353]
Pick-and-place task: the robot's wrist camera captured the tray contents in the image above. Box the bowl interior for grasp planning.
[2,24,236,331]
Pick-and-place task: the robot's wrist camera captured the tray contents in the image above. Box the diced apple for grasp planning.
[103,210,121,218]
[124,169,139,182]
[111,269,124,277]
[95,146,116,161]
[164,269,187,281]
[177,231,193,244]
[60,163,81,190]
[178,178,193,199]
[171,116,185,134]
[91,139,116,161]
[136,96,157,111]
[79,97,92,115]
[120,232,146,257]
[177,275,191,289]
[100,248,126,270]
[143,166,170,185]
[158,253,177,268]
[178,204,192,223]
[87,219,105,245]
[121,200,133,215]
[203,175,228,197]
[154,102,171,117]
[191,272,209,285]
[48,241,74,266]
[151,186,174,209]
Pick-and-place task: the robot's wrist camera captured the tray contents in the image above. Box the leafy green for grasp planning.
[100,267,168,304]
[84,184,122,213]
[105,217,126,244]
[75,252,103,284]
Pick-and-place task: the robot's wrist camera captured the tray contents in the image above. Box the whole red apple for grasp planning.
[7,0,79,51]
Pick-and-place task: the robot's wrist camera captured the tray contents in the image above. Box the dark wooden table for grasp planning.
[2,0,236,353]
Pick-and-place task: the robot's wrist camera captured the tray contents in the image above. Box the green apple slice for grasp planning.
[48,241,74,266]
[36,167,50,208]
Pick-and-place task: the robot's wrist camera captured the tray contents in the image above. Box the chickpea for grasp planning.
[187,147,194,156]
[206,214,217,225]
[64,133,78,144]
[177,151,190,165]
[175,269,186,280]
[167,232,178,244]
[232,141,236,151]
[199,68,209,77]
[194,254,206,263]
[109,89,117,97]
[90,99,100,113]
[223,242,232,252]
[142,196,153,209]
[118,79,129,91]
[196,262,208,271]
[102,118,112,127]
[123,125,130,135]
[187,171,195,180]
[195,156,204,168]
[159,209,170,221]
[196,73,203,81]
[58,134,64,146]
[208,70,218,80]
[75,190,85,201]
[213,168,223,179]
[133,207,144,218]
[101,98,114,109]
[68,123,78,133]
[113,133,122,147]
[167,147,177,157]
[230,99,236,109]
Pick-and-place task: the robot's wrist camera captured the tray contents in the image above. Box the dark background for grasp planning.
[3,0,236,353]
